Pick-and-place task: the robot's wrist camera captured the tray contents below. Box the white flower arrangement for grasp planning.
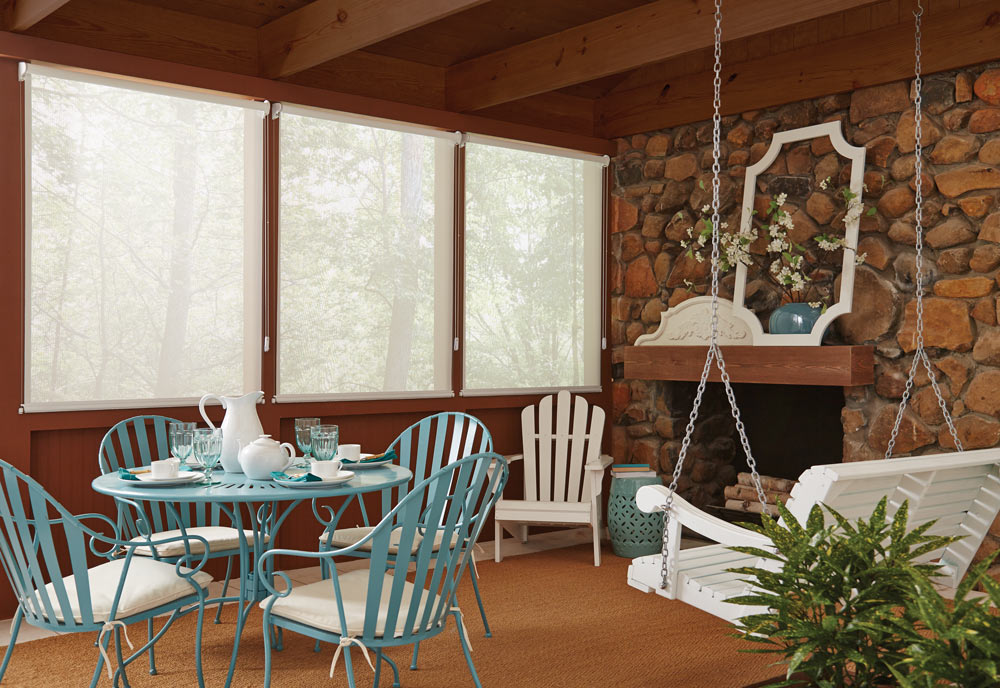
[679,176,872,312]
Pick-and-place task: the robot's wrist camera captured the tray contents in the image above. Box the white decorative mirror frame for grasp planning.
[731,121,867,346]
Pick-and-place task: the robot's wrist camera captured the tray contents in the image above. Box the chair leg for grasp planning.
[593,523,601,566]
[494,521,502,563]
[215,556,233,624]
[373,649,382,687]
[147,618,157,675]
[410,642,419,670]
[518,524,528,544]
[468,565,491,637]
[343,646,358,688]
[193,595,207,688]
[113,626,130,688]
[313,638,322,653]
[452,609,483,688]
[90,631,111,688]
[383,651,401,688]
[0,608,22,684]
[261,614,274,688]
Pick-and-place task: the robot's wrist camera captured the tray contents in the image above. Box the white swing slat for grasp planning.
[628,449,1000,623]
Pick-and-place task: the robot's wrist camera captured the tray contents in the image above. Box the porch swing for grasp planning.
[625,0,1000,623]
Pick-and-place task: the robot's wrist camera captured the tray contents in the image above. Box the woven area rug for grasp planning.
[2,544,780,687]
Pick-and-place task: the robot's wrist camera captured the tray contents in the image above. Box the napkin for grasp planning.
[271,471,322,482]
[342,450,397,465]
[117,468,140,481]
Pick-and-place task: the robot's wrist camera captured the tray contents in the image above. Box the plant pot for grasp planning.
[768,302,822,335]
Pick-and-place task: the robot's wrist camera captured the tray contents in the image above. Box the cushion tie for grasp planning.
[98,620,134,679]
[451,606,472,652]
[330,636,375,678]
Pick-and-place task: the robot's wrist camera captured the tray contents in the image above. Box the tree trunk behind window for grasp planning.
[382,134,422,391]
[155,101,196,397]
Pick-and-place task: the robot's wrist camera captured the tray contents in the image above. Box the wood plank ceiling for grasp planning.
[2,0,999,140]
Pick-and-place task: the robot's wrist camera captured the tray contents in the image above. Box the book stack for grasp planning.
[611,463,656,478]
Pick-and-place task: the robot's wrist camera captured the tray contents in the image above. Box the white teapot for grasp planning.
[237,435,297,480]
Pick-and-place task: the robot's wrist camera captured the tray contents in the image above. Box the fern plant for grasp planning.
[726,497,959,688]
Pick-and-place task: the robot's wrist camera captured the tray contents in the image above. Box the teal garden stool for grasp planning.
[607,475,663,558]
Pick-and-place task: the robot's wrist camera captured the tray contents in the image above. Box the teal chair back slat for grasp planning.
[367,413,492,529]
[99,416,224,538]
[342,453,507,645]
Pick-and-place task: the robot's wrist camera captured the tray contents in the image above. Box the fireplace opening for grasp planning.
[710,383,845,519]
[731,383,845,481]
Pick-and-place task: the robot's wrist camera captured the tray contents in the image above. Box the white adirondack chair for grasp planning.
[494,390,613,566]
[627,448,1000,622]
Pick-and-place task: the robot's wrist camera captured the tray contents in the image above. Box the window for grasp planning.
[276,105,456,400]
[22,64,266,411]
[462,136,605,394]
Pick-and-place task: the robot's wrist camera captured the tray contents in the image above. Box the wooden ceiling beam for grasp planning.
[21,0,258,75]
[6,0,71,30]
[596,3,1000,138]
[446,0,882,113]
[258,0,489,80]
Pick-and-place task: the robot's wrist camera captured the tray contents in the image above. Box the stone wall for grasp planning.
[609,62,1000,570]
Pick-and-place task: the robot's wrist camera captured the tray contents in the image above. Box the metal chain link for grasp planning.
[883,1,963,458]
[659,0,767,591]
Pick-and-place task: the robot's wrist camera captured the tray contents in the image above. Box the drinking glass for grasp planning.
[192,428,223,484]
[310,424,339,462]
[169,422,196,465]
[294,418,321,461]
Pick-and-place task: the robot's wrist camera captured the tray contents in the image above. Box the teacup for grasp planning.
[151,459,180,479]
[310,459,342,480]
[337,444,362,462]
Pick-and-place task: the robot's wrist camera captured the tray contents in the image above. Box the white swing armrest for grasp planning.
[584,454,614,471]
[636,485,773,549]
[500,454,523,464]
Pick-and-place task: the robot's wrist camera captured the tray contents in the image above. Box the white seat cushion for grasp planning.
[261,569,439,637]
[130,527,268,557]
[318,527,456,555]
[32,557,213,624]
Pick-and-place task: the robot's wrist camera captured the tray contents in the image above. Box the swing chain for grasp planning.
[883,0,963,459]
[659,0,767,592]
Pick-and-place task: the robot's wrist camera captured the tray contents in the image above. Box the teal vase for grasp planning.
[768,303,822,335]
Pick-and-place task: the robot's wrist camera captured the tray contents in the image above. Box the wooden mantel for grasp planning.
[624,345,874,387]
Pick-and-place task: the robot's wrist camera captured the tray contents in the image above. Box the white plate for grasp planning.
[274,470,355,488]
[131,471,202,487]
[339,453,393,470]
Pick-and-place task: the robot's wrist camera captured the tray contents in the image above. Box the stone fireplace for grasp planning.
[609,61,1000,572]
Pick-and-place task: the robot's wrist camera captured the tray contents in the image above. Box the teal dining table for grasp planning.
[92,465,412,687]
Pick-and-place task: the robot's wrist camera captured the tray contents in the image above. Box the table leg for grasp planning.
[220,499,302,688]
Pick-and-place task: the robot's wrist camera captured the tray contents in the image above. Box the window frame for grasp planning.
[19,63,269,413]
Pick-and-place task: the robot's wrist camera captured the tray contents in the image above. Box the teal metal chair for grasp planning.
[99,415,252,635]
[316,412,493,667]
[261,452,509,688]
[0,458,211,687]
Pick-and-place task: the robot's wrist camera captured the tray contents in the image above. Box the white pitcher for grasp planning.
[199,391,264,473]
